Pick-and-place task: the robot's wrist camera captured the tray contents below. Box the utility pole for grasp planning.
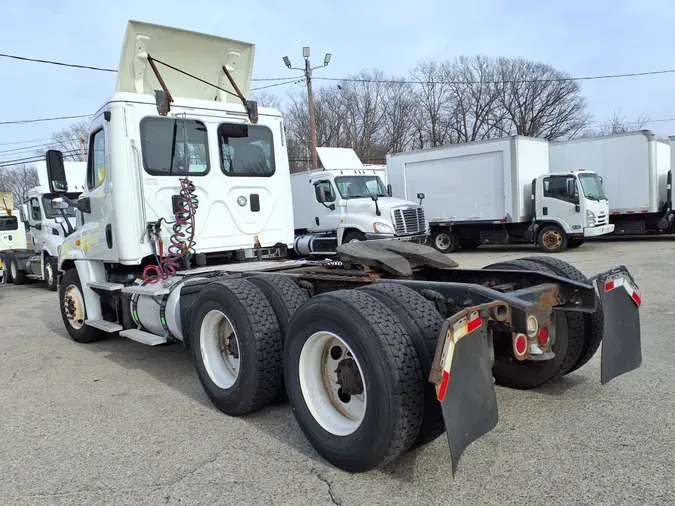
[79,136,86,162]
[283,48,331,170]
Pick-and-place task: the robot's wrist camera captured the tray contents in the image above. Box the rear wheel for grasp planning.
[284,290,424,473]
[191,278,284,416]
[359,283,445,447]
[431,228,458,253]
[537,224,568,253]
[45,257,57,291]
[59,268,106,343]
[482,259,585,389]
[10,259,26,285]
[525,256,603,373]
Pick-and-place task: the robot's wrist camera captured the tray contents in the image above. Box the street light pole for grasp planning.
[283,48,331,170]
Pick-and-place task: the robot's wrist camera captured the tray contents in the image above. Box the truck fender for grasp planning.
[338,224,367,245]
[536,217,574,235]
[72,260,107,321]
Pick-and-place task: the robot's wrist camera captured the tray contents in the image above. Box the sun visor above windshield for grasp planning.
[115,20,255,103]
[316,147,365,171]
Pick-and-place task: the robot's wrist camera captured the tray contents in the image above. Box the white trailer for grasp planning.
[46,20,643,476]
[549,131,673,236]
[1,162,85,290]
[291,147,428,256]
[387,136,614,253]
[0,193,28,284]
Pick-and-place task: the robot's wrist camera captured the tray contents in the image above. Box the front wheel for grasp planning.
[45,257,57,291]
[537,224,568,253]
[59,268,106,343]
[343,231,366,243]
[284,290,424,473]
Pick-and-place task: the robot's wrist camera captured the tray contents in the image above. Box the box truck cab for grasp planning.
[292,147,428,256]
[534,169,613,250]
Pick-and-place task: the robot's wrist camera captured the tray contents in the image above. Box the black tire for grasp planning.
[343,231,366,243]
[191,278,283,416]
[284,290,424,473]
[359,283,445,447]
[11,259,26,285]
[482,259,585,389]
[525,256,603,373]
[248,274,309,402]
[459,237,480,250]
[59,268,106,344]
[568,240,584,249]
[431,228,458,253]
[537,224,568,253]
[45,256,58,291]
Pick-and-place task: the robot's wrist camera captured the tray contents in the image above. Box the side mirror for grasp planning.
[371,194,379,202]
[566,179,576,198]
[19,204,28,223]
[328,203,336,211]
[387,184,393,197]
[51,198,69,210]
[315,185,327,203]
[46,150,68,193]
[417,192,425,205]
[575,204,581,212]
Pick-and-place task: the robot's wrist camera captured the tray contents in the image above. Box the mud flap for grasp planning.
[593,267,642,385]
[429,308,498,476]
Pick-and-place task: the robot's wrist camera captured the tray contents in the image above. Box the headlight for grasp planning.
[373,222,394,234]
[586,210,595,227]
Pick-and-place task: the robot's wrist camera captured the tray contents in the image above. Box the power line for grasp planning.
[4,51,675,85]
[0,137,80,155]
[0,114,91,126]
[251,78,304,91]
[0,149,80,168]
[0,137,53,147]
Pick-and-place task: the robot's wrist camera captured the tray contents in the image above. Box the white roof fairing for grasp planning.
[115,20,255,104]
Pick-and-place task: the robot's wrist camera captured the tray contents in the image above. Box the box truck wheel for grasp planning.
[191,278,283,416]
[482,259,585,388]
[525,256,603,374]
[537,224,568,253]
[359,283,445,448]
[10,259,26,285]
[431,229,458,253]
[59,268,106,343]
[284,290,424,472]
[248,274,309,402]
[45,257,57,291]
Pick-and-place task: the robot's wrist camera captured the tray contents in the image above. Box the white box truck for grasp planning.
[549,131,673,236]
[0,193,28,284]
[43,20,643,477]
[387,136,614,253]
[291,147,428,256]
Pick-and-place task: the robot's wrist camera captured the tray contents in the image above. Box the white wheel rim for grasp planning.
[10,260,17,278]
[435,233,450,250]
[299,331,367,436]
[63,284,85,330]
[46,263,53,284]
[348,238,361,243]
[200,310,241,389]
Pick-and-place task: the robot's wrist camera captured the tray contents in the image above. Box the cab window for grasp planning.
[87,128,106,189]
[219,123,275,177]
[0,216,18,231]
[314,180,336,203]
[140,117,210,176]
[543,176,577,203]
[29,197,41,221]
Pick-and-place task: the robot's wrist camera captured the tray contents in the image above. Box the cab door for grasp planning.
[311,179,340,232]
[539,175,582,232]
[78,114,119,261]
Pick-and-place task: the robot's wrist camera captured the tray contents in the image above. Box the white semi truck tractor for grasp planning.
[48,20,644,475]
[291,147,428,256]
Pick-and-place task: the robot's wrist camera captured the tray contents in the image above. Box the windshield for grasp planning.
[42,194,79,218]
[334,176,388,199]
[578,173,606,201]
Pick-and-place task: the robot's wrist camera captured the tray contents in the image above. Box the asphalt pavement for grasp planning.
[1,237,674,505]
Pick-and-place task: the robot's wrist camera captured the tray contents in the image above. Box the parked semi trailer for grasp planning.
[550,131,673,236]
[49,20,643,475]
[291,147,428,256]
[386,136,614,253]
[1,162,85,290]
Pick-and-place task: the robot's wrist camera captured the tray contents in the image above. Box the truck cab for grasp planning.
[291,147,428,255]
[534,169,613,249]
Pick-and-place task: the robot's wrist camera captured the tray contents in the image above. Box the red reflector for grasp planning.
[437,370,450,402]
[631,291,642,307]
[515,334,527,355]
[467,316,482,333]
[627,211,635,214]
[611,211,620,215]
[641,210,649,213]
[538,327,549,346]
[605,280,615,292]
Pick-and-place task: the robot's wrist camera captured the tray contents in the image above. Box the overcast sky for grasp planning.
[2,0,675,163]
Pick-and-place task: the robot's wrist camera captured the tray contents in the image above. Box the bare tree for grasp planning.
[578,109,649,138]
[0,164,39,203]
[249,90,282,109]
[409,60,454,148]
[35,120,90,161]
